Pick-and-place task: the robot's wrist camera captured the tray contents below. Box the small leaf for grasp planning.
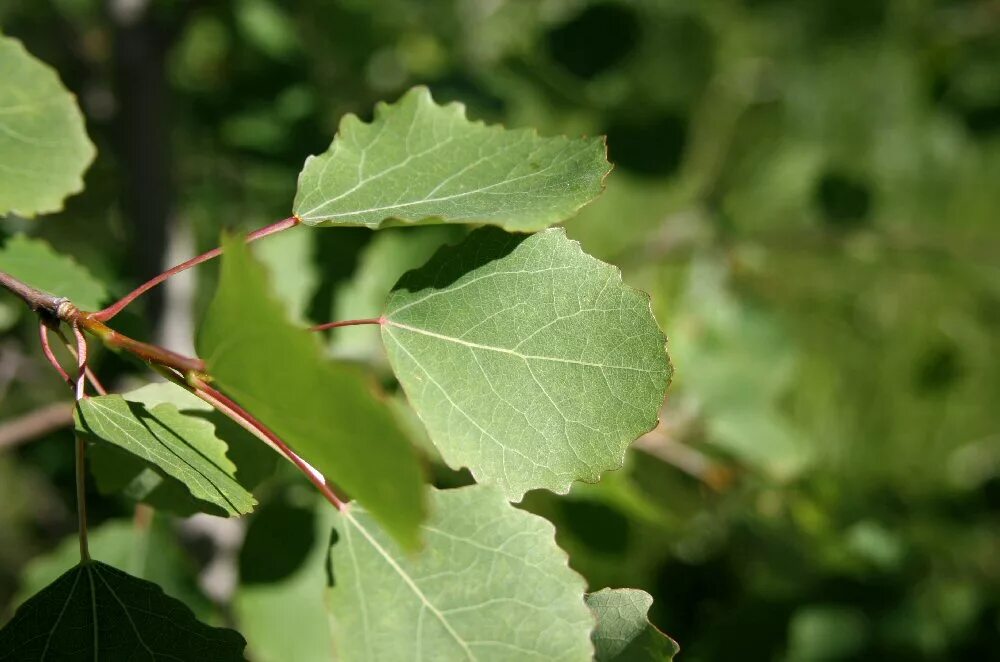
[327,485,594,661]
[293,86,610,231]
[0,234,106,310]
[198,234,426,548]
[0,561,246,661]
[0,35,95,217]
[76,395,256,517]
[382,227,671,500]
[587,589,679,661]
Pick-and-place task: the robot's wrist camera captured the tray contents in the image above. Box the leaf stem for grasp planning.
[39,323,72,387]
[309,317,385,332]
[75,430,91,562]
[93,216,300,322]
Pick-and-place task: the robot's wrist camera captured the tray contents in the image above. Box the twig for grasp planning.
[93,216,300,322]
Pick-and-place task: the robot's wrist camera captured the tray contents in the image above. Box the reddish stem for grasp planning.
[310,317,384,332]
[39,324,72,387]
[94,216,300,322]
[55,326,108,395]
[191,379,347,511]
[71,323,88,400]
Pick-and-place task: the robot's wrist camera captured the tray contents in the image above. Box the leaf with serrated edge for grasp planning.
[0,35,95,217]
[198,234,425,549]
[381,227,671,500]
[587,589,679,661]
[294,86,610,231]
[327,485,594,661]
[0,561,245,661]
[76,395,256,517]
[0,234,106,310]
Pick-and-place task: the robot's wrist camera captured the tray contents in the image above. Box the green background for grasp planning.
[1,1,998,659]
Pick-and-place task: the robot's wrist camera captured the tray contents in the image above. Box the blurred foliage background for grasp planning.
[1,0,999,660]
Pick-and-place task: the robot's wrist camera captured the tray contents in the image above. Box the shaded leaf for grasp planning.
[0,234,106,310]
[198,234,425,548]
[0,35,95,217]
[13,518,211,621]
[76,395,256,517]
[382,227,671,500]
[327,485,594,661]
[294,86,610,231]
[587,588,679,661]
[0,561,246,661]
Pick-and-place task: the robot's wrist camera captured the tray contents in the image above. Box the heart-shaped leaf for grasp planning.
[0,561,246,661]
[293,86,610,231]
[0,234,106,311]
[382,227,671,500]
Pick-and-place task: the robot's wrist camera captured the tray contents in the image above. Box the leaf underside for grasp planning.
[0,561,246,662]
[327,485,594,661]
[0,35,95,217]
[587,589,679,661]
[198,234,426,549]
[293,86,610,231]
[76,395,256,517]
[382,227,671,500]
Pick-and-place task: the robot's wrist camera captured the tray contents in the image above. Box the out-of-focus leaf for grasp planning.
[0,234,106,310]
[0,561,246,661]
[587,588,678,661]
[198,235,425,549]
[382,227,670,500]
[252,226,318,323]
[76,395,256,517]
[327,485,594,661]
[294,86,610,231]
[0,35,95,217]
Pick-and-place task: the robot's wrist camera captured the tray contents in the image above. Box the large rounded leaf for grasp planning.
[381,227,671,500]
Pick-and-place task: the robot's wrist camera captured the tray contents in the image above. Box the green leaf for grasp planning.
[13,518,211,621]
[252,227,318,323]
[327,485,594,661]
[0,234,106,310]
[293,86,610,231]
[198,234,426,548]
[0,561,246,661]
[76,395,256,517]
[587,589,679,661]
[382,227,671,500]
[0,35,95,217]
[331,225,463,365]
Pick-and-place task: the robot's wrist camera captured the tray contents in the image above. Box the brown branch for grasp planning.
[0,402,75,450]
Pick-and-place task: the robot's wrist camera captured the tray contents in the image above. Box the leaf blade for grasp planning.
[293,87,610,231]
[0,561,245,661]
[587,588,679,661]
[327,485,594,661]
[382,227,671,499]
[0,35,95,217]
[0,234,106,310]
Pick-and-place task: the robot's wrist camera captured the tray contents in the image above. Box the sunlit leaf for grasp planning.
[293,86,610,231]
[0,234,106,310]
[0,561,245,661]
[198,234,425,548]
[587,588,678,661]
[76,395,256,517]
[0,35,95,217]
[327,485,594,661]
[382,227,670,500]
